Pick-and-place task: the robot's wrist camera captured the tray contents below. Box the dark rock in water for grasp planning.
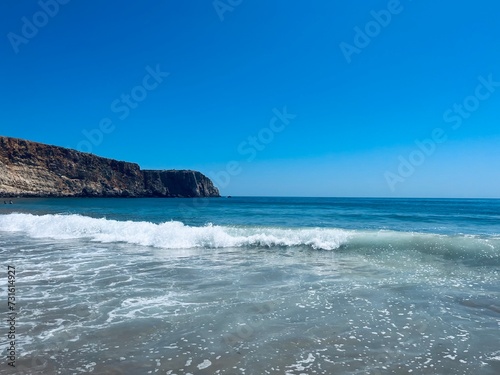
[0,136,220,198]
[142,169,220,198]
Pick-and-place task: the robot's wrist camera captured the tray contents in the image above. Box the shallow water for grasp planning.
[1,198,499,374]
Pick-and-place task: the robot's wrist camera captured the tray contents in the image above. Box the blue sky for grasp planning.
[1,1,499,197]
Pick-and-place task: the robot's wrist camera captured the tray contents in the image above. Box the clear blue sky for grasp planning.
[1,1,499,197]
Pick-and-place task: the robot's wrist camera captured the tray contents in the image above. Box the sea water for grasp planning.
[0,197,499,374]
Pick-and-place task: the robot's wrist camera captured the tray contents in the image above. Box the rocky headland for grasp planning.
[0,136,220,198]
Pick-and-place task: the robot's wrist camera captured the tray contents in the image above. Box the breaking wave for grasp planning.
[0,213,350,250]
[0,213,499,260]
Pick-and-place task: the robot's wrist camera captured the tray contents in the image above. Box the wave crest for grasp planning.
[0,213,351,250]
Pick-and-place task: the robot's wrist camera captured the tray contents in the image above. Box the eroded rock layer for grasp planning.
[0,136,220,198]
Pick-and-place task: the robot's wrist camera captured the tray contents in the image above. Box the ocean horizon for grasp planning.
[4,1,500,374]
[1,197,499,374]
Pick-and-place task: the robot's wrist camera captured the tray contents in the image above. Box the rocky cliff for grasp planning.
[0,136,220,198]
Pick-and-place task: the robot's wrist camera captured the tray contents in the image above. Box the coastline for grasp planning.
[0,136,220,198]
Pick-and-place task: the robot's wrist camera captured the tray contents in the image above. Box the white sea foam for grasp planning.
[2,213,498,257]
[0,213,351,250]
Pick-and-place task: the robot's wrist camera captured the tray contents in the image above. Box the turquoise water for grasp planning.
[1,197,499,374]
[3,197,500,233]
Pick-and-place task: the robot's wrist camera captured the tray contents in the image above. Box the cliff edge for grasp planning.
[0,136,220,198]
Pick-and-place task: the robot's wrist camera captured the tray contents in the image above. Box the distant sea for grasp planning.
[1,197,499,374]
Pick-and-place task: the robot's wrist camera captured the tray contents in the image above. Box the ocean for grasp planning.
[1,197,499,374]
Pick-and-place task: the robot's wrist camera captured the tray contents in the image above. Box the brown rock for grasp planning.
[0,136,220,198]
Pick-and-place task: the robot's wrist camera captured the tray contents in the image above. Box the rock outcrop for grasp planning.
[0,136,220,198]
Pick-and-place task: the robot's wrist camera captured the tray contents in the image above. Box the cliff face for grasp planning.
[0,136,220,198]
